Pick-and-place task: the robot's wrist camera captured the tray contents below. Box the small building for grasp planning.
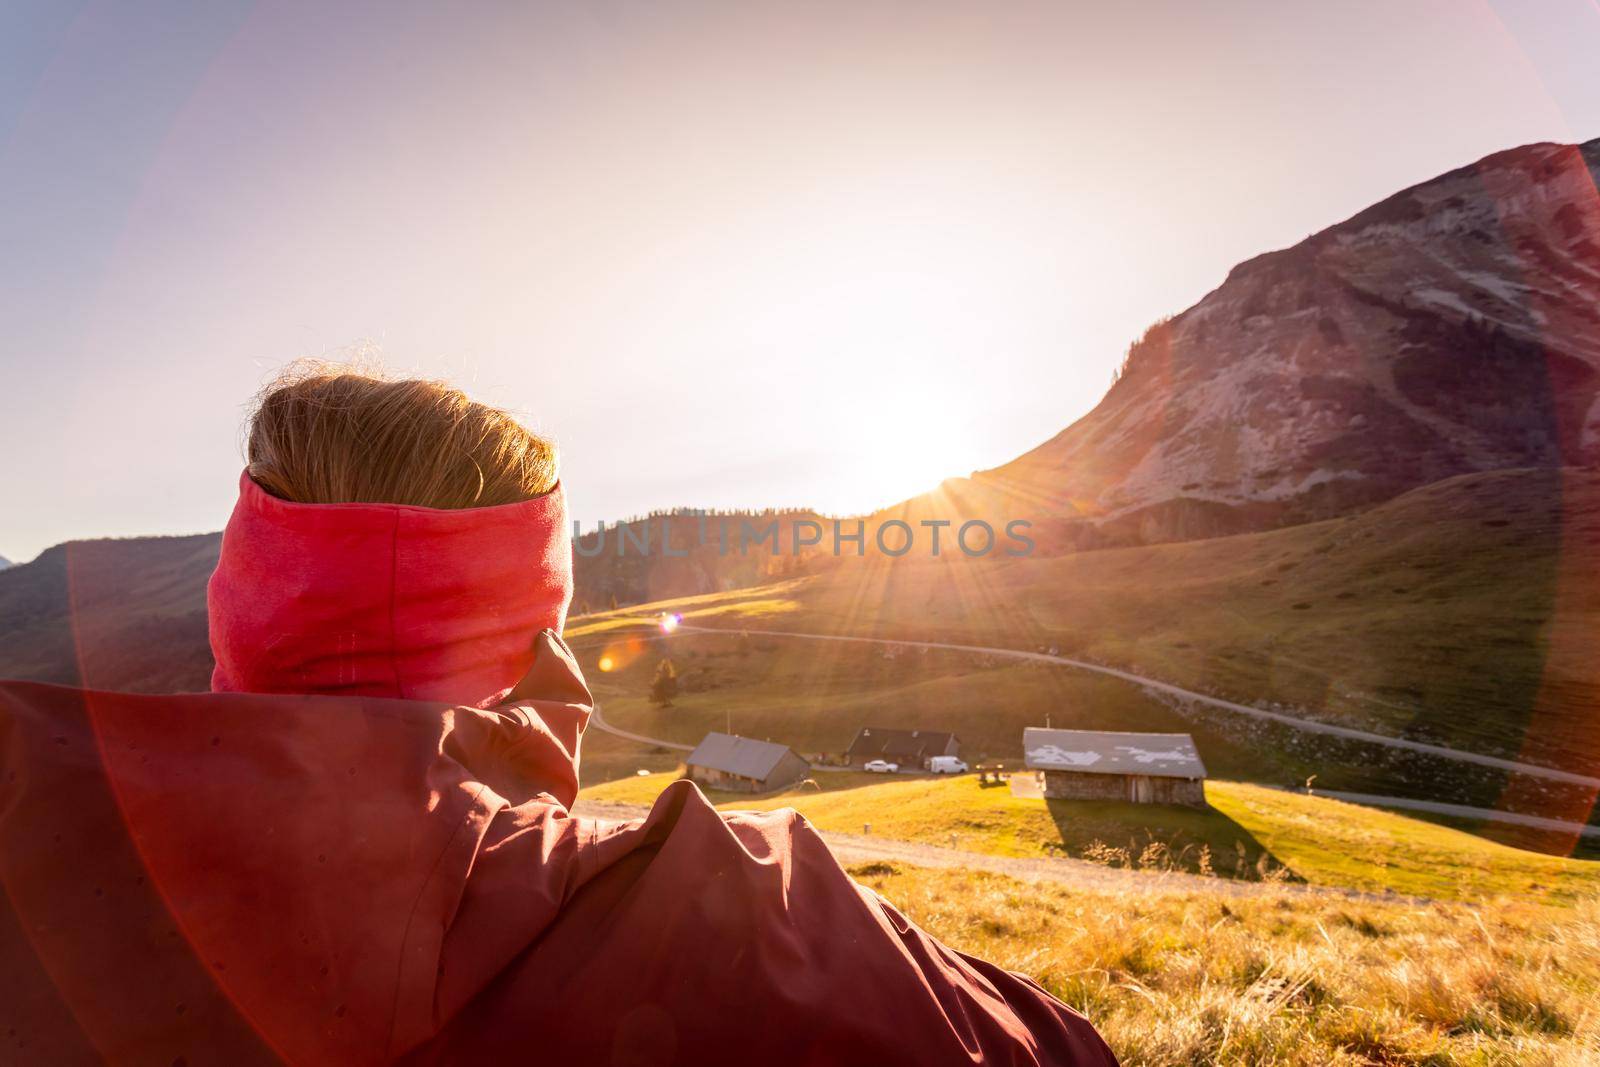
[1022,727,1207,807]
[844,726,960,770]
[684,732,810,794]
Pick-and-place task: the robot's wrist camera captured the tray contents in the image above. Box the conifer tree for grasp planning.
[649,659,679,708]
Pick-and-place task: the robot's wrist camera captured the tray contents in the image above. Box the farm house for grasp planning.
[844,726,960,770]
[1022,727,1208,808]
[684,732,810,794]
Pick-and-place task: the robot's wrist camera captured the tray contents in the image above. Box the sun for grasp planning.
[824,412,984,516]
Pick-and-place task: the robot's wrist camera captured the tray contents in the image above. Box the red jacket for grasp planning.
[0,475,1116,1065]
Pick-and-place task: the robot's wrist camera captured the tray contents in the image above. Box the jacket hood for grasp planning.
[207,470,571,705]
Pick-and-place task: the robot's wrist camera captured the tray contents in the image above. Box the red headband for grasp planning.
[207,471,572,706]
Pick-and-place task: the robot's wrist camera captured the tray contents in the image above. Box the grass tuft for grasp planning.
[851,864,1600,1065]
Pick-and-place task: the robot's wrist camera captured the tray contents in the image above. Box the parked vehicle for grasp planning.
[928,756,969,775]
[863,759,899,773]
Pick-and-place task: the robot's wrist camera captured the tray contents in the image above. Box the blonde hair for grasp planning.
[246,366,558,509]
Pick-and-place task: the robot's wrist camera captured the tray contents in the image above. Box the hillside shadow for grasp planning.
[1042,797,1302,882]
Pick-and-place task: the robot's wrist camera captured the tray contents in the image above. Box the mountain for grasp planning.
[4,135,1599,688]
[0,534,218,692]
[0,555,11,571]
[900,137,1600,544]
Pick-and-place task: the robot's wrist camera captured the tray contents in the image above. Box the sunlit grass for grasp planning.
[566,582,807,640]
[578,773,1600,905]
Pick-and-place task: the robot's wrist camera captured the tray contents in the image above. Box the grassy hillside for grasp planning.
[579,773,1600,905]
[569,467,1600,839]
[853,862,1599,1065]
[573,467,1600,772]
[575,623,1598,851]
[0,534,218,692]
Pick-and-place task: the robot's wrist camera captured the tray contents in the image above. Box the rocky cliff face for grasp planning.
[947,138,1600,543]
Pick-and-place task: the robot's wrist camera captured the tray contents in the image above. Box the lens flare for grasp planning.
[597,655,615,672]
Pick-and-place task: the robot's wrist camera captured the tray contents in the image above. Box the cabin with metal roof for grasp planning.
[684,732,810,794]
[844,726,960,770]
[1022,727,1208,807]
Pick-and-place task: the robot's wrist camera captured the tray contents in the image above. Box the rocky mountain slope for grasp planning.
[913,137,1600,544]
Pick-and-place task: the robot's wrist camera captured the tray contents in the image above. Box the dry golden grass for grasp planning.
[853,862,1600,1066]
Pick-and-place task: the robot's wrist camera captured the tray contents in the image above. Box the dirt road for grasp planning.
[571,799,1398,901]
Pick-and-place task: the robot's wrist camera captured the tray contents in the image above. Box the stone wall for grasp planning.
[1040,770,1129,801]
[1040,771,1207,808]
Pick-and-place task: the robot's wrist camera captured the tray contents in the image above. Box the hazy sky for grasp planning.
[3,0,1599,562]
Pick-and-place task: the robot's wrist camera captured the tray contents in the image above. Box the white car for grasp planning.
[863,759,899,773]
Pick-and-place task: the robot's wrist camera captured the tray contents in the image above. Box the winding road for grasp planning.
[674,624,1600,789]
[580,620,1600,838]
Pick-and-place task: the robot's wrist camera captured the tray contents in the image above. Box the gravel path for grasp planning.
[571,799,1399,902]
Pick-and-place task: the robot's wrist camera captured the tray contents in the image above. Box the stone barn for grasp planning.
[1023,727,1207,808]
[684,732,810,794]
